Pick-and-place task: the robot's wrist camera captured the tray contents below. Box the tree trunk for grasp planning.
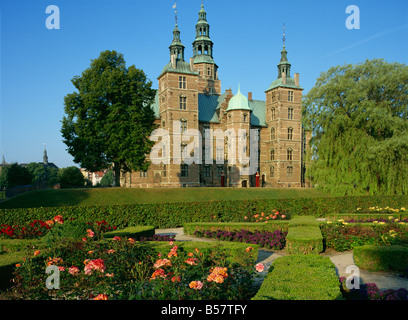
[113,162,121,187]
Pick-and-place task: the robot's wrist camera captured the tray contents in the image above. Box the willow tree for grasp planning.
[61,50,157,186]
[302,59,408,196]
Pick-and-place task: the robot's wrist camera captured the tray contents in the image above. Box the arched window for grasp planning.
[270,149,275,161]
[271,108,276,120]
[287,148,293,161]
[270,166,274,178]
[287,127,293,140]
[270,127,275,140]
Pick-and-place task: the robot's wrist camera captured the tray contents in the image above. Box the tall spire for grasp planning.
[192,1,214,60]
[169,1,185,61]
[43,143,48,165]
[278,23,291,78]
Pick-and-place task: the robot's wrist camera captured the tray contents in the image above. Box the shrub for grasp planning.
[285,226,323,254]
[353,245,408,273]
[252,255,341,300]
[57,167,85,188]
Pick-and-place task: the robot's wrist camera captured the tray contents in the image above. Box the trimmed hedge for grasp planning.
[252,255,341,300]
[0,195,407,228]
[183,221,289,235]
[285,226,323,255]
[103,226,155,239]
[353,245,408,273]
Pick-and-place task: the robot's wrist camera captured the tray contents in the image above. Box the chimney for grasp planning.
[190,57,194,72]
[171,54,176,69]
[248,92,252,101]
[282,71,286,85]
[294,73,300,86]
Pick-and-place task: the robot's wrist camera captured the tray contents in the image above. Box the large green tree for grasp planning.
[302,59,408,196]
[61,50,157,186]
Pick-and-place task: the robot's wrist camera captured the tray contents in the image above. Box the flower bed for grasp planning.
[339,277,408,300]
[320,220,408,252]
[192,229,287,250]
[6,236,263,300]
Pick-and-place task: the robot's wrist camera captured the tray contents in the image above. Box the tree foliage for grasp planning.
[0,164,33,189]
[61,50,157,186]
[25,162,59,187]
[58,166,85,188]
[302,59,408,196]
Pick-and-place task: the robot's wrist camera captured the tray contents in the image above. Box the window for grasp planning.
[216,146,224,162]
[271,108,276,120]
[287,148,293,161]
[140,171,147,178]
[179,76,186,89]
[288,91,294,102]
[181,164,188,177]
[162,164,167,177]
[207,67,211,77]
[270,127,275,140]
[288,127,293,140]
[180,119,187,133]
[179,96,187,110]
[288,107,294,119]
[203,165,210,178]
[217,166,223,177]
[287,166,293,178]
[243,114,247,122]
[271,92,276,102]
[270,166,274,178]
[181,143,188,159]
[270,149,275,161]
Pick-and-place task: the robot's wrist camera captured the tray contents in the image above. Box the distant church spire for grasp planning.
[1,154,5,165]
[43,143,48,165]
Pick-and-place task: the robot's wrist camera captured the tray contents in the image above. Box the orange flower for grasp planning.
[128,238,135,244]
[246,247,253,252]
[34,250,41,256]
[207,267,228,283]
[185,258,197,265]
[187,252,194,257]
[93,294,108,300]
[150,268,166,280]
[172,276,181,283]
[153,258,172,269]
[189,281,203,290]
[15,264,21,268]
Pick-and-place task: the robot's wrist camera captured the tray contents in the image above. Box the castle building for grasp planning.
[120,3,310,188]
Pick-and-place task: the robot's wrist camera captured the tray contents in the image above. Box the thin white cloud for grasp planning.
[323,24,408,58]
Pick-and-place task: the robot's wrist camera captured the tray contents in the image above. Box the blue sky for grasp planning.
[0,0,407,168]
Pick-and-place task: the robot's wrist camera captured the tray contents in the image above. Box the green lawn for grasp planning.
[0,187,332,209]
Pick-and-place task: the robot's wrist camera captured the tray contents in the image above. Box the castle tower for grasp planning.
[263,26,303,187]
[156,11,200,187]
[192,2,221,95]
[225,84,252,187]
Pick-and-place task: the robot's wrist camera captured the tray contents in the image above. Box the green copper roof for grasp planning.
[249,99,266,127]
[266,76,303,91]
[158,59,199,78]
[193,55,216,64]
[226,85,251,111]
[151,91,160,118]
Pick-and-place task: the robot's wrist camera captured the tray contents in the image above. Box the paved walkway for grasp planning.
[155,227,408,291]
